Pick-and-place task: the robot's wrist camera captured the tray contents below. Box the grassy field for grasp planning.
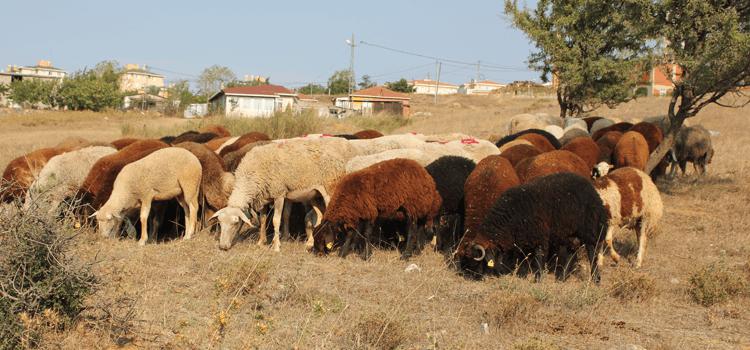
[1,95,749,349]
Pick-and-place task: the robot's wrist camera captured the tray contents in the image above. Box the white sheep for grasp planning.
[563,117,588,131]
[349,133,427,156]
[94,148,202,245]
[590,118,615,136]
[426,138,499,163]
[346,148,434,173]
[544,125,564,139]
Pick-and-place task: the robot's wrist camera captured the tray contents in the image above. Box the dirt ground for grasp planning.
[1,95,749,349]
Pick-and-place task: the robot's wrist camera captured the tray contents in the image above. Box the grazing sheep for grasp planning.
[204,136,232,152]
[496,129,562,150]
[642,115,669,134]
[595,131,624,164]
[175,142,234,211]
[614,132,649,171]
[424,133,473,143]
[463,156,521,242]
[222,141,272,172]
[561,137,600,171]
[670,125,714,177]
[110,138,141,150]
[159,135,176,144]
[95,148,202,245]
[1,146,74,203]
[349,134,426,156]
[334,134,359,140]
[346,148,434,173]
[517,133,556,153]
[499,144,542,167]
[214,136,240,154]
[497,139,533,153]
[514,150,591,183]
[218,132,271,156]
[425,156,476,253]
[559,128,590,146]
[507,114,549,134]
[171,131,219,144]
[544,125,564,139]
[583,117,604,131]
[564,118,588,131]
[199,124,231,138]
[590,118,615,136]
[79,139,169,210]
[212,138,356,251]
[26,146,117,212]
[456,172,608,282]
[353,129,384,139]
[594,167,663,268]
[436,138,500,163]
[312,159,441,260]
[629,122,669,178]
[592,122,635,141]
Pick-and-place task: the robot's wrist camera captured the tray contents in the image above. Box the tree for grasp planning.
[225,79,269,88]
[358,75,376,89]
[505,0,654,118]
[327,70,353,95]
[56,70,121,111]
[643,0,750,172]
[385,78,415,93]
[297,83,327,95]
[197,65,236,97]
[8,79,58,108]
[92,60,122,86]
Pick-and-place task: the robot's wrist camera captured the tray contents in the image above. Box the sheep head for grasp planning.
[592,162,613,178]
[93,210,123,238]
[312,221,338,255]
[211,207,257,250]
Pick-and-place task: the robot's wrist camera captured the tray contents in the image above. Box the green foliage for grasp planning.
[56,70,122,111]
[505,0,654,117]
[91,60,122,85]
[357,75,376,90]
[298,83,327,95]
[225,79,268,88]
[0,83,9,96]
[385,78,415,93]
[8,79,58,108]
[327,70,353,95]
[198,65,237,96]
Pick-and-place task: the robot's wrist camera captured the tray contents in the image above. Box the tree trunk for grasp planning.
[556,89,568,119]
[646,113,686,174]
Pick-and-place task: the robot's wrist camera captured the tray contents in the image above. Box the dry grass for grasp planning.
[1,95,750,348]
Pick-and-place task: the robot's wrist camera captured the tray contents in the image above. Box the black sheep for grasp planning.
[171,131,219,144]
[456,172,608,282]
[495,129,562,150]
[425,156,476,254]
[334,134,359,140]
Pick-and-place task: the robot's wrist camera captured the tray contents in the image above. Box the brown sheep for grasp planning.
[499,144,542,167]
[353,129,384,139]
[592,122,635,141]
[199,124,231,137]
[463,155,520,239]
[671,125,714,177]
[218,132,271,157]
[614,132,649,171]
[1,146,73,203]
[171,131,219,144]
[79,139,169,210]
[222,140,272,172]
[111,138,141,150]
[313,159,441,260]
[175,142,234,212]
[629,122,668,179]
[561,136,600,171]
[583,116,604,131]
[514,150,591,183]
[204,136,232,152]
[516,133,556,152]
[497,139,533,154]
[596,131,623,163]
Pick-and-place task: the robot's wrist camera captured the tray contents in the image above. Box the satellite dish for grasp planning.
[345,39,352,45]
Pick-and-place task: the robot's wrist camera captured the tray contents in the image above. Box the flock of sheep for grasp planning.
[1,113,715,281]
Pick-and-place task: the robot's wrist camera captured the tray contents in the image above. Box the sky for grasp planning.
[0,0,540,88]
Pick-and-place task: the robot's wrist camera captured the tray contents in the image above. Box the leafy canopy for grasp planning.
[327,70,353,95]
[385,78,415,93]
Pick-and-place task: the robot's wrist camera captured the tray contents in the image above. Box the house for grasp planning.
[459,79,505,95]
[637,64,682,96]
[119,64,165,93]
[4,60,67,83]
[123,93,167,110]
[335,86,411,116]
[208,84,298,117]
[298,94,329,117]
[411,79,459,95]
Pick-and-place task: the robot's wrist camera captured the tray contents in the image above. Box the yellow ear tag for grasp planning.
[398,235,405,242]
[74,221,81,229]
[326,242,334,250]
[487,259,495,268]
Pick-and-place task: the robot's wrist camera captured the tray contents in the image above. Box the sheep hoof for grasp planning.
[272,244,281,252]
[138,240,147,246]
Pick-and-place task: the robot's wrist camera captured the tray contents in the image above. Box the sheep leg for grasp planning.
[533,245,546,282]
[605,226,621,264]
[401,221,419,260]
[339,229,354,258]
[256,206,268,246]
[305,204,323,250]
[271,197,284,252]
[138,197,153,246]
[668,161,678,179]
[587,243,603,284]
[635,220,648,268]
[279,200,292,240]
[678,160,687,176]
[361,221,373,260]
[183,194,199,240]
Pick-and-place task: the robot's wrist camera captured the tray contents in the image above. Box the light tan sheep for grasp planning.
[349,134,427,156]
[95,148,202,245]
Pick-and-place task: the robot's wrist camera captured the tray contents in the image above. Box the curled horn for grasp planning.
[472,244,486,261]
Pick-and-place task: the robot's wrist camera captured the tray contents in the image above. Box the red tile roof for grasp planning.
[351,86,410,99]
[475,80,503,85]
[222,84,295,96]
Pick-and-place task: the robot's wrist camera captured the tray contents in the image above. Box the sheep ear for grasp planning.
[112,212,122,219]
[209,209,224,221]
[238,209,257,228]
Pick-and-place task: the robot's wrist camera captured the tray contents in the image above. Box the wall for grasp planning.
[414,84,458,95]
[119,72,165,92]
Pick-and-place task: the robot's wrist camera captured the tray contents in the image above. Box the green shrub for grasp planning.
[689,261,748,306]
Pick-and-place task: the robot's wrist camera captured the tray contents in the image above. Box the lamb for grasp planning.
[499,144,542,167]
[514,150,591,183]
[353,129,384,139]
[199,124,232,138]
[590,118,615,136]
[517,133,557,153]
[110,138,141,150]
[214,136,240,154]
[497,139,533,153]
[670,125,714,177]
[94,148,202,245]
[1,146,74,203]
[425,156,476,253]
[462,155,521,244]
[218,132,271,156]
[79,139,169,210]
[456,172,608,282]
[312,159,441,260]
[222,140,272,172]
[592,122,635,141]
[212,138,356,251]
[171,131,219,144]
[26,146,116,212]
[561,136,600,171]
[559,128,590,146]
[174,142,235,212]
[614,131,649,171]
[594,167,663,268]
[496,129,561,150]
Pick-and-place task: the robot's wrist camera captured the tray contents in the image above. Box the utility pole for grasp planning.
[476,60,481,82]
[347,33,356,95]
[434,61,442,105]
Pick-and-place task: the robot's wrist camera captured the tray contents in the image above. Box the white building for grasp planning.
[208,84,298,117]
[5,60,67,82]
[459,79,506,95]
[411,79,459,95]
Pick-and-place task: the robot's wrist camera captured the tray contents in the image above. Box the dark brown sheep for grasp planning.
[353,129,384,139]
[199,124,232,137]
[583,116,604,131]
[204,136,232,152]
[592,122,635,141]
[175,142,234,211]
[313,158,441,260]
[222,140,272,172]
[171,131,219,144]
[79,139,169,209]
[1,146,73,203]
[514,150,591,183]
[516,133,556,153]
[499,144,542,167]
[110,137,141,150]
[671,125,714,176]
[463,155,521,239]
[218,132,271,157]
[595,131,623,164]
[614,131,649,171]
[561,136,600,170]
